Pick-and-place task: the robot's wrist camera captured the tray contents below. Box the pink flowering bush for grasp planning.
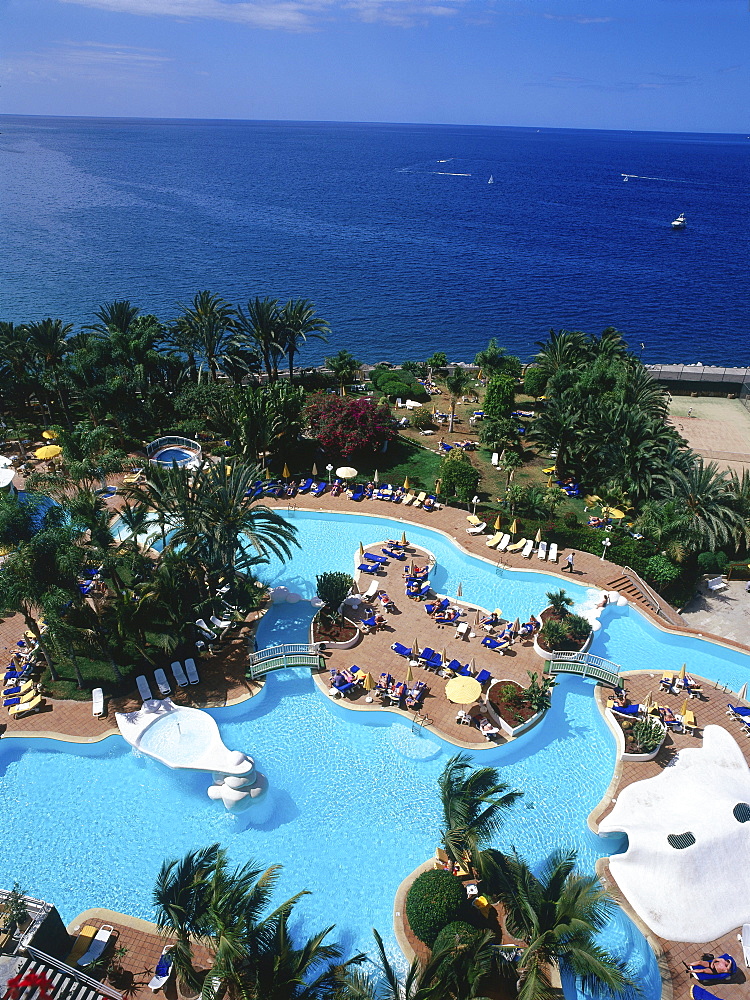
[304,394,397,458]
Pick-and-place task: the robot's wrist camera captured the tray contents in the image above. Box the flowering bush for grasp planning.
[304,395,397,458]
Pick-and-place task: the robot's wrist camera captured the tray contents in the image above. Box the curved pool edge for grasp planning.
[67,906,161,936]
[290,504,750,659]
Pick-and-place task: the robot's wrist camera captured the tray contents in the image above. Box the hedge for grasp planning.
[405,869,466,947]
[432,921,487,972]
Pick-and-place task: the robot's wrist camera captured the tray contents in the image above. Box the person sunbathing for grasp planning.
[659,707,678,724]
[481,613,500,627]
[478,718,499,736]
[596,593,610,608]
[689,956,734,976]
[330,671,346,688]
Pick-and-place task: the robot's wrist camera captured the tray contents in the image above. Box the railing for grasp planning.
[247,642,324,679]
[622,565,665,620]
[549,651,621,687]
[25,946,123,1000]
[145,435,201,458]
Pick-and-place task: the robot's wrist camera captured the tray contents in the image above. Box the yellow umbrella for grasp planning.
[509,519,518,536]
[445,675,482,706]
[363,672,376,702]
[312,462,318,477]
[457,582,463,597]
[534,528,542,544]
[264,466,271,480]
[401,531,408,546]
[607,508,626,520]
[493,514,502,531]
[42,429,58,440]
[406,663,414,684]
[412,638,420,657]
[679,698,688,717]
[358,542,365,559]
[282,463,291,479]
[474,609,481,625]
[403,476,409,490]
[678,663,687,681]
[34,445,62,460]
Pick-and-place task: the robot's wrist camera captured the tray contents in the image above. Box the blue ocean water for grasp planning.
[1,116,748,365]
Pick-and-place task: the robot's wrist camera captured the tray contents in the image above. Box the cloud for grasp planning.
[536,69,697,93]
[2,40,172,86]
[57,0,475,29]
[542,13,614,24]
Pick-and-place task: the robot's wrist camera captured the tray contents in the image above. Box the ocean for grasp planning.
[1,115,748,366]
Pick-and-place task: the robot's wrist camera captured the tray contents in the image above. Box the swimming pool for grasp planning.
[151,446,196,466]
[3,508,749,996]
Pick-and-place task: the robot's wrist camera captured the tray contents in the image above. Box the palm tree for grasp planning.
[661,458,747,551]
[443,370,474,433]
[24,318,74,427]
[533,329,588,381]
[278,299,329,382]
[235,297,284,383]
[325,349,361,395]
[437,753,522,873]
[87,300,140,339]
[493,849,637,1000]
[530,394,581,478]
[545,589,573,617]
[175,291,236,381]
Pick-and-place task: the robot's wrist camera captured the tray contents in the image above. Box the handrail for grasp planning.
[145,435,201,457]
[25,946,123,1000]
[249,642,319,664]
[622,565,663,618]
[549,650,621,686]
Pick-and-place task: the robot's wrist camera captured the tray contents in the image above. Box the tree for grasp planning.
[426,351,447,375]
[278,299,329,382]
[660,459,747,552]
[235,297,284,383]
[325,349,362,394]
[545,588,573,617]
[523,365,547,399]
[473,338,521,379]
[483,374,516,422]
[439,451,480,504]
[304,395,396,458]
[644,554,681,590]
[437,752,522,873]
[174,291,236,381]
[316,571,353,625]
[492,849,637,1000]
[443,370,474,433]
[24,318,74,427]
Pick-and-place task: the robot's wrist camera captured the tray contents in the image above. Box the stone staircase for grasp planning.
[606,574,684,627]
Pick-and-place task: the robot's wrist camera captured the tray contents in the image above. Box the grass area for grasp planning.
[43,653,138,701]
[355,436,443,492]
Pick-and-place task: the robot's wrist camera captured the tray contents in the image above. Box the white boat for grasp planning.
[488,174,494,184]
[671,213,686,228]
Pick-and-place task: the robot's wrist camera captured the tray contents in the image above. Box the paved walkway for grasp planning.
[680,578,750,646]
[591,670,750,1000]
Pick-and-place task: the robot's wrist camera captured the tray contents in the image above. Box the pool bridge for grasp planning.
[247,643,325,679]
[549,650,621,687]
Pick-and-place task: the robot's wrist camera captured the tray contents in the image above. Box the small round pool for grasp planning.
[152,446,197,466]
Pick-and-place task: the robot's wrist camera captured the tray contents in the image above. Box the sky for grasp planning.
[1,0,748,132]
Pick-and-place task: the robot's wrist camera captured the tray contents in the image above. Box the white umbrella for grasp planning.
[373,469,380,484]
[739,682,748,702]
[0,468,14,488]
[336,466,358,479]
[0,456,12,467]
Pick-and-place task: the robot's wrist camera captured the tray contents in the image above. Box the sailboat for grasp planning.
[671,213,686,229]
[488,174,494,185]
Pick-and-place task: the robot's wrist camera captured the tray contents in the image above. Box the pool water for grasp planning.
[153,447,194,466]
[4,508,750,996]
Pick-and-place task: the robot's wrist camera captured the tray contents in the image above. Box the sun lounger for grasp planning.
[149,947,174,992]
[92,687,104,717]
[297,477,314,494]
[154,669,171,696]
[311,481,326,497]
[136,674,153,701]
[358,563,379,574]
[611,703,640,716]
[506,538,527,553]
[195,618,217,639]
[496,533,511,551]
[364,552,388,564]
[481,636,508,652]
[184,657,200,684]
[537,541,548,560]
[413,492,427,507]
[689,954,736,983]
[728,703,750,720]
[8,695,44,717]
[66,925,98,966]
[77,924,115,968]
[467,522,487,535]
[383,547,406,560]
[210,615,232,630]
[402,492,415,505]
[522,539,534,558]
[466,515,482,527]
[171,661,189,687]
[445,659,463,675]
[391,642,411,657]
[485,532,502,548]
[476,669,492,685]
[691,987,723,1000]
[3,680,33,699]
[425,598,450,614]
[363,579,379,599]
[546,542,558,562]
[455,622,470,639]
[681,709,699,735]
[349,485,365,501]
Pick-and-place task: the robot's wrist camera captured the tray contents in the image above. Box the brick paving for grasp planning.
[591,670,750,1000]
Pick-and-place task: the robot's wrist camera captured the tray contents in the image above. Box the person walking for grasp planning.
[564,551,575,573]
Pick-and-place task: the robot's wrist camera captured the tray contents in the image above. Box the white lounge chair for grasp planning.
[171,661,189,688]
[467,522,487,536]
[154,669,171,696]
[184,657,200,684]
[92,687,104,717]
[522,539,534,558]
[537,541,548,560]
[547,542,558,563]
[136,674,153,701]
[496,533,511,551]
[149,948,174,992]
[77,924,115,967]
[707,576,728,592]
[210,615,232,630]
[196,618,217,639]
[738,923,750,967]
[363,579,379,599]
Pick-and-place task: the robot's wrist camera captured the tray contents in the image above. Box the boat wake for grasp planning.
[621,173,692,184]
[433,171,471,177]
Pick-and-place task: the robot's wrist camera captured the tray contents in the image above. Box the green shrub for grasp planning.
[562,511,578,527]
[631,717,665,754]
[432,921,487,972]
[499,683,522,707]
[539,619,569,649]
[644,554,681,589]
[440,451,480,503]
[567,614,592,641]
[697,551,717,573]
[411,407,435,431]
[405,869,466,947]
[523,366,547,398]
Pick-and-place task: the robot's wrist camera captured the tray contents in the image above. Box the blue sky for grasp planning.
[2,0,748,131]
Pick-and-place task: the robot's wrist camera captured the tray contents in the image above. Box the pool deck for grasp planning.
[591,670,750,1000]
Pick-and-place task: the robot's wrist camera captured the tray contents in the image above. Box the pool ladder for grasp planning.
[412,712,432,732]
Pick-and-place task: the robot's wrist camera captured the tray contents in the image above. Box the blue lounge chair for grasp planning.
[728,703,750,717]
[350,484,365,501]
[311,481,326,497]
[361,616,377,628]
[482,636,508,651]
[391,642,411,657]
[611,703,640,716]
[446,659,463,674]
[365,552,388,563]
[457,664,472,676]
[382,547,406,560]
[297,477,314,494]
[419,647,437,663]
[418,583,431,598]
[358,563,379,574]
[690,955,736,983]
[476,669,492,685]
[691,987,722,1000]
[425,598,450,615]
